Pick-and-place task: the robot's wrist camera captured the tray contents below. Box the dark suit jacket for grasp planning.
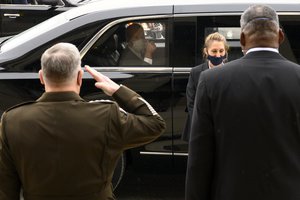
[118,47,150,66]
[0,86,166,200]
[182,62,209,141]
[186,51,300,200]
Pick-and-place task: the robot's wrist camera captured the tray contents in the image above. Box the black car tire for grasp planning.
[112,152,126,191]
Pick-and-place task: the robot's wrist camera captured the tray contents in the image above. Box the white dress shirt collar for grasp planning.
[246,47,279,54]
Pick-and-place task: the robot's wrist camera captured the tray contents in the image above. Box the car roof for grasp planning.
[173,0,300,13]
[63,0,300,20]
[1,0,300,58]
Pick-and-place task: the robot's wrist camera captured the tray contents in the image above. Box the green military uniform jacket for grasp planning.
[0,86,166,200]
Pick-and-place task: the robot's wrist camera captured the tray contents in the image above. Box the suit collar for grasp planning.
[37,91,85,102]
[203,62,209,70]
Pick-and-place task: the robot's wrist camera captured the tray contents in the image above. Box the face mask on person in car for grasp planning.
[132,39,146,55]
[207,55,226,66]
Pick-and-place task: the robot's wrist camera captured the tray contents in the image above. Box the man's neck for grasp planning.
[45,85,79,94]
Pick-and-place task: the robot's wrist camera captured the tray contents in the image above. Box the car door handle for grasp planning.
[3,13,21,18]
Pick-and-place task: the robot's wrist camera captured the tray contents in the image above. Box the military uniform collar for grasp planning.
[37,91,85,102]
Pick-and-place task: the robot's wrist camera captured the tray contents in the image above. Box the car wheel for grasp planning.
[112,152,126,191]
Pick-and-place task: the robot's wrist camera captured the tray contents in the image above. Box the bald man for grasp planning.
[186,4,300,200]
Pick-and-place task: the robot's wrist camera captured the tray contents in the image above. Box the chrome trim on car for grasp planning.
[140,152,173,156]
[90,67,173,73]
[173,11,300,19]
[80,14,172,58]
[4,13,20,18]
[173,153,188,156]
[277,12,300,15]
[140,151,188,156]
[0,72,38,79]
[173,12,242,17]
[173,67,191,73]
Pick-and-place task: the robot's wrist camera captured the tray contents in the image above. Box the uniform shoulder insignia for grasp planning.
[5,101,36,112]
[118,107,127,115]
[89,99,127,115]
[88,99,114,104]
[137,97,158,115]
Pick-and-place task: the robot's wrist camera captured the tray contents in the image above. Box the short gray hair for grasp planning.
[240,4,279,30]
[41,43,81,84]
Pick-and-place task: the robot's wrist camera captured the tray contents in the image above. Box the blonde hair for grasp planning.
[202,32,229,58]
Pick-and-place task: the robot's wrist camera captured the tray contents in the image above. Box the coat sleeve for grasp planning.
[181,69,196,142]
[107,85,166,150]
[185,72,215,200]
[186,69,196,116]
[0,114,21,200]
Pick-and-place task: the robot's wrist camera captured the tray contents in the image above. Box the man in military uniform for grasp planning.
[0,43,166,200]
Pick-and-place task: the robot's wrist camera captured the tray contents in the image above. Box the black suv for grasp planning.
[0,0,94,37]
[1,0,300,191]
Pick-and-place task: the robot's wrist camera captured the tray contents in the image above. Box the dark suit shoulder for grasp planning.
[190,62,209,81]
[191,62,209,73]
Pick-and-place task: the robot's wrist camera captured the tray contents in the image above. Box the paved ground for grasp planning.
[115,166,186,200]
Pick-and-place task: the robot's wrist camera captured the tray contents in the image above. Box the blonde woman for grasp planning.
[182,32,229,142]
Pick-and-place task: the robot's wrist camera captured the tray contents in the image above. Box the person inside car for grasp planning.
[118,23,157,66]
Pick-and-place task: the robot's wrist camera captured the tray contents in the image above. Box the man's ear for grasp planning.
[278,28,285,45]
[240,32,246,48]
[39,70,45,85]
[77,69,83,86]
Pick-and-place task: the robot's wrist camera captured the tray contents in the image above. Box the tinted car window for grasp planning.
[196,15,242,65]
[279,15,300,64]
[2,21,102,72]
[172,17,197,67]
[82,19,168,67]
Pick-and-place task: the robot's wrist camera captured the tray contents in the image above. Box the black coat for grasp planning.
[182,62,209,142]
[186,51,300,200]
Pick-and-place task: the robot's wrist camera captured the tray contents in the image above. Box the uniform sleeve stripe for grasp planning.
[138,97,158,116]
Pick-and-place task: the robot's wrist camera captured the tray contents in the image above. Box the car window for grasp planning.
[172,17,197,67]
[1,21,101,72]
[0,0,64,5]
[1,13,68,53]
[196,15,242,66]
[279,15,300,64]
[82,19,168,67]
[172,16,243,68]
[206,27,242,62]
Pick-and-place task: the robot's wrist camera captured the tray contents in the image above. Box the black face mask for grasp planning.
[207,55,226,66]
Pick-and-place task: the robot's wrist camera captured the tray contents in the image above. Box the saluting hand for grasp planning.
[144,40,156,59]
[85,65,120,96]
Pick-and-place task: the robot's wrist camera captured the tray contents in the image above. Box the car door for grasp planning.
[171,15,243,168]
[0,3,67,37]
[80,17,175,169]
